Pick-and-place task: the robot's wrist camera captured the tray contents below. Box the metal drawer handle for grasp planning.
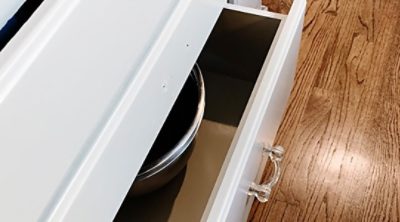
[248,145,285,203]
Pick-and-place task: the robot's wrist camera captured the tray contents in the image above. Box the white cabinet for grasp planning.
[0,0,305,221]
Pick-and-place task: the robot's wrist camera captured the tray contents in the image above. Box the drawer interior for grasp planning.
[114,8,281,222]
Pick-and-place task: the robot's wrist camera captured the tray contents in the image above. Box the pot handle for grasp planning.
[247,145,284,203]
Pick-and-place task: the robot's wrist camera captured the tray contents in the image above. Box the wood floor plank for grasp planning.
[250,0,400,221]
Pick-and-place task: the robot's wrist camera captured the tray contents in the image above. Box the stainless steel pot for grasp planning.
[129,64,205,195]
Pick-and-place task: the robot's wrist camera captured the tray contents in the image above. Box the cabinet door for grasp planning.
[0,0,223,221]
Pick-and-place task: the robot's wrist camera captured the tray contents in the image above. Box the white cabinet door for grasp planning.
[0,0,223,221]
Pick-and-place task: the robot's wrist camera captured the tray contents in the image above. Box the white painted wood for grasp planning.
[224,3,286,20]
[0,0,25,29]
[0,0,223,221]
[228,0,262,9]
[202,0,306,221]
[0,0,304,220]
[242,14,305,220]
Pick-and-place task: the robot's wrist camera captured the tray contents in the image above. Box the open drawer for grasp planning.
[0,0,305,221]
[115,2,305,222]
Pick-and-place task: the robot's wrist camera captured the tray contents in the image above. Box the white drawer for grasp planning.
[116,2,305,222]
[204,2,305,221]
[0,0,305,221]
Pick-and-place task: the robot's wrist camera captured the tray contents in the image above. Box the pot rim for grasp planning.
[136,64,205,181]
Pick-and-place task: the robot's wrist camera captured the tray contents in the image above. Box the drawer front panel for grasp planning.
[203,1,306,221]
[243,13,304,218]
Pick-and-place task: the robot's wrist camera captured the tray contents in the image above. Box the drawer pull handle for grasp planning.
[248,145,284,203]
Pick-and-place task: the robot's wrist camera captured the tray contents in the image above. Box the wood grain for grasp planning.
[251,0,400,221]
[262,0,292,14]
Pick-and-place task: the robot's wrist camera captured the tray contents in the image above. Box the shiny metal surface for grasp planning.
[132,64,205,188]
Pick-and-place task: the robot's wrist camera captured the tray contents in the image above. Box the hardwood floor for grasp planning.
[250,0,400,221]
